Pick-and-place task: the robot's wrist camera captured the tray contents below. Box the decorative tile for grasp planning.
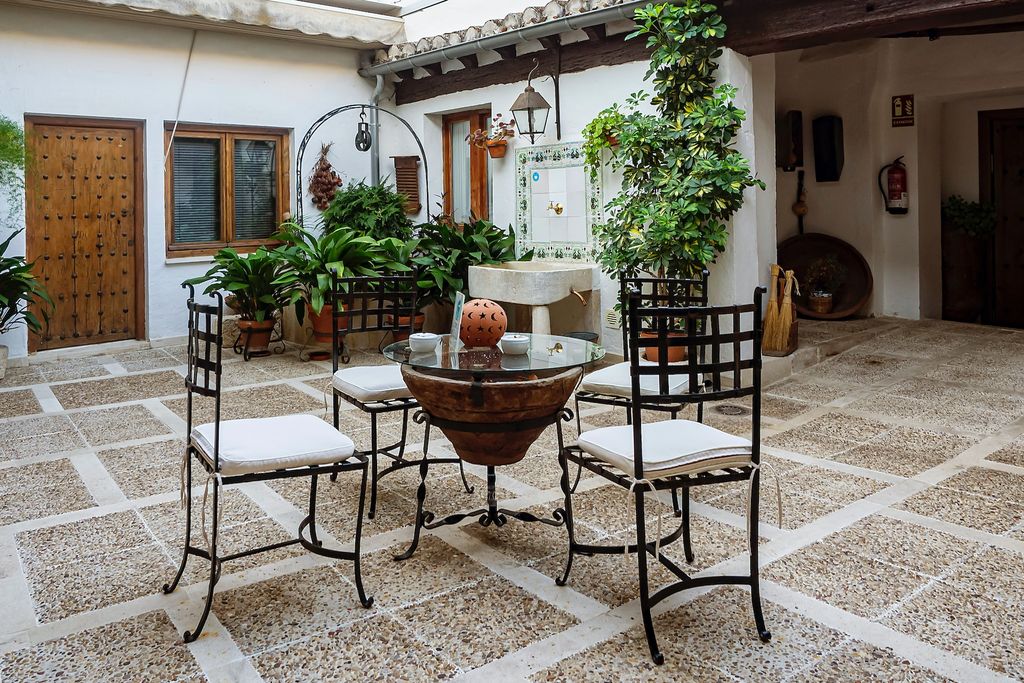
[0,389,42,418]
[0,414,86,460]
[395,574,578,669]
[0,459,94,525]
[51,371,184,409]
[69,404,172,447]
[0,611,200,682]
[97,438,184,499]
[251,614,457,681]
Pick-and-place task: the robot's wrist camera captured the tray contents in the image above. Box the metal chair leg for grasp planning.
[457,459,474,495]
[183,477,220,643]
[749,469,771,642]
[368,412,379,519]
[634,487,664,665]
[352,462,374,608]
[681,488,695,563]
[308,475,322,548]
[555,442,577,587]
[397,407,410,460]
[394,457,430,561]
[330,393,342,483]
[163,449,192,595]
[574,396,582,435]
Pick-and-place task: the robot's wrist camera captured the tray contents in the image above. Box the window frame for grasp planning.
[164,122,290,258]
[442,110,491,222]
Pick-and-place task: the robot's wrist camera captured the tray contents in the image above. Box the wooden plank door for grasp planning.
[25,118,144,351]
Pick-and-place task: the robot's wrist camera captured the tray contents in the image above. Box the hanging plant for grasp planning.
[586,1,764,280]
[308,143,342,211]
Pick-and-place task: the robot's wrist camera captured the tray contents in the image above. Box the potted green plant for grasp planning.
[274,222,383,342]
[804,254,847,314]
[467,114,516,159]
[584,2,762,360]
[581,105,625,176]
[184,247,292,353]
[941,194,995,322]
[0,230,51,377]
[375,236,424,340]
[319,180,413,241]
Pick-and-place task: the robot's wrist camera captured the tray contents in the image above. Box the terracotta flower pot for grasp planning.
[386,312,426,342]
[808,292,834,315]
[307,305,339,344]
[401,365,582,466]
[485,139,508,158]
[237,319,276,354]
[641,331,688,363]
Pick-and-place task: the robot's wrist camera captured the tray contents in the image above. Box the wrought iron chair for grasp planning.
[574,271,709,542]
[327,275,471,518]
[557,286,770,664]
[164,285,372,643]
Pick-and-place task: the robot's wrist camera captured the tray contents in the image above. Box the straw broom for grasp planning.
[762,264,782,353]
[775,269,797,351]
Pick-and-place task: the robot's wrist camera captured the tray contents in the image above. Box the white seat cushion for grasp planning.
[577,419,752,479]
[192,414,355,477]
[332,364,412,402]
[580,361,696,398]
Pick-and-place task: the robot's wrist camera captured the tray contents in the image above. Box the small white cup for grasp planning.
[409,332,440,353]
[500,333,530,355]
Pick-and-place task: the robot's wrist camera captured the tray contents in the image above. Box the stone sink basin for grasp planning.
[468,262,598,334]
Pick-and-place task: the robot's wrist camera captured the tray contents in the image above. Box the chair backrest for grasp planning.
[183,283,224,469]
[626,286,766,473]
[619,271,708,362]
[329,274,418,368]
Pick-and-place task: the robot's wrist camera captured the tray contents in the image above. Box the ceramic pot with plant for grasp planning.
[585,3,763,313]
[184,247,292,354]
[319,180,413,241]
[467,114,516,159]
[0,229,51,377]
[804,254,847,314]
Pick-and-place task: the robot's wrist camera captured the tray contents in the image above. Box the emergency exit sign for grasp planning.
[892,95,915,127]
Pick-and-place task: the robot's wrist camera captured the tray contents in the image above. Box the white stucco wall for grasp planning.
[379,46,775,354]
[775,32,1024,320]
[0,3,373,358]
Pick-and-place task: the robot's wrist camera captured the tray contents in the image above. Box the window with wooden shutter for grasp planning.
[443,110,490,223]
[165,124,289,257]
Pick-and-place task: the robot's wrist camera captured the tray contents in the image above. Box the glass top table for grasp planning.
[382,333,605,376]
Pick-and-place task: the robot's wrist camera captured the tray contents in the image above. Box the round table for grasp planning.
[383,333,604,557]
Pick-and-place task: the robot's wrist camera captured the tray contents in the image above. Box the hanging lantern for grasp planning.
[510,60,551,144]
[354,107,373,152]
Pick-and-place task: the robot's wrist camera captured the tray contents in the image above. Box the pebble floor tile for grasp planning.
[1,320,1023,682]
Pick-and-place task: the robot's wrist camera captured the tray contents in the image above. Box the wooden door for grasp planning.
[25,118,144,351]
[442,110,490,222]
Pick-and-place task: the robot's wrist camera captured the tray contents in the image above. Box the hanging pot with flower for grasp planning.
[467,113,516,158]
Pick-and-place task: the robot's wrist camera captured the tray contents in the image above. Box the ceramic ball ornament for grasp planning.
[459,298,508,347]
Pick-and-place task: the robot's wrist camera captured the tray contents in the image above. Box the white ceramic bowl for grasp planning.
[500,333,530,355]
[409,332,440,353]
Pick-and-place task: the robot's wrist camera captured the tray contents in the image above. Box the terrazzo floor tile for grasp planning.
[934,466,1024,505]
[109,348,180,372]
[0,459,95,525]
[345,536,489,608]
[883,580,1024,679]
[176,516,304,585]
[763,429,861,458]
[395,574,578,670]
[832,443,948,477]
[141,490,269,548]
[26,542,174,622]
[823,515,978,577]
[845,392,931,421]
[896,486,1024,534]
[16,510,153,569]
[941,546,1024,609]
[988,437,1024,467]
[0,414,86,460]
[69,403,172,446]
[96,437,183,499]
[460,503,602,565]
[218,359,278,388]
[0,610,200,682]
[163,384,322,423]
[0,364,45,388]
[763,539,928,619]
[51,371,184,409]
[250,614,458,681]
[917,405,1016,435]
[0,388,42,418]
[764,378,849,405]
[35,357,110,382]
[790,641,953,682]
[799,412,893,441]
[214,564,366,655]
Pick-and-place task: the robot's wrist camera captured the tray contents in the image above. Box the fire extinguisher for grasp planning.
[878,156,909,215]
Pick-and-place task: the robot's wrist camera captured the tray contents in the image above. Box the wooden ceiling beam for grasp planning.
[494,45,518,61]
[722,0,1024,55]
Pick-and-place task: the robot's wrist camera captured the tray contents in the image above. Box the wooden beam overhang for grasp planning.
[394,30,649,106]
[720,0,1024,55]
